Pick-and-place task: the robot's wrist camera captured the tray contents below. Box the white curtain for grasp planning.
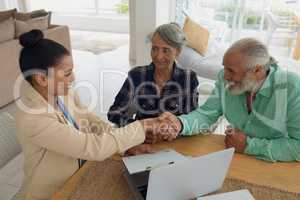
[129,0,136,66]
[175,0,189,27]
[3,0,27,11]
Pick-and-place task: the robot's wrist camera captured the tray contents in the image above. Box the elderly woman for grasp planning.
[14,30,163,200]
[107,23,199,152]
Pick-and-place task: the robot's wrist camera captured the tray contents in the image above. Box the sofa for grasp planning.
[0,9,71,199]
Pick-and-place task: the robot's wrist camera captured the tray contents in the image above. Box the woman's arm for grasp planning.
[17,112,145,161]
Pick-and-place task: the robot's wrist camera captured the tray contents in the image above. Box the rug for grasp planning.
[70,30,129,55]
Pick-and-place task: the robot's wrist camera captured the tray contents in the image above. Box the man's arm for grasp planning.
[178,73,224,136]
[245,136,300,162]
[245,76,300,162]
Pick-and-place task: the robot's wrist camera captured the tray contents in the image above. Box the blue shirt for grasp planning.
[108,62,199,127]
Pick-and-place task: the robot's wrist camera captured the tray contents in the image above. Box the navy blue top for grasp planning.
[107,62,199,127]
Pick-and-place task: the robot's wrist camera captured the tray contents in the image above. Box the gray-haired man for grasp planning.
[158,38,300,162]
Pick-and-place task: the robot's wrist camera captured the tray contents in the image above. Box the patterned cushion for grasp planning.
[0,103,21,169]
[15,9,47,21]
[0,8,17,22]
[15,10,52,26]
[15,15,50,38]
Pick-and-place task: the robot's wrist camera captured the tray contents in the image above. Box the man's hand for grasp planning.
[157,112,182,141]
[224,127,247,153]
[125,144,155,156]
[140,112,182,144]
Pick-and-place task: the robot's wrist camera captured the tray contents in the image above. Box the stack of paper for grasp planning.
[122,149,188,174]
[197,189,255,200]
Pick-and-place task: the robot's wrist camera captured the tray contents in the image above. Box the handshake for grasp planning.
[140,112,182,144]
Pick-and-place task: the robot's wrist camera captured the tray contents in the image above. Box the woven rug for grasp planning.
[69,160,134,200]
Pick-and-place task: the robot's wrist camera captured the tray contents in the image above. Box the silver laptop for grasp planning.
[146,148,234,200]
[123,148,235,200]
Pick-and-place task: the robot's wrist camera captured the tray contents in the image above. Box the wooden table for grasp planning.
[53,134,300,200]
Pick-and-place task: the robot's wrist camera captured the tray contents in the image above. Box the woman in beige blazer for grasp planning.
[14,30,162,200]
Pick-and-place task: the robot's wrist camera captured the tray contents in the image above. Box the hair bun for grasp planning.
[19,29,44,48]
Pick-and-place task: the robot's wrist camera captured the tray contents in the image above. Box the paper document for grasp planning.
[197,189,255,200]
[122,149,187,174]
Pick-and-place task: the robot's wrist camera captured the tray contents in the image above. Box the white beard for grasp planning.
[225,75,260,95]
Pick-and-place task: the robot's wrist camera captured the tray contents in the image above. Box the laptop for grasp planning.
[123,148,236,200]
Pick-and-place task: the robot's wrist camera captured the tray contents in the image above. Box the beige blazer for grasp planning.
[14,82,145,200]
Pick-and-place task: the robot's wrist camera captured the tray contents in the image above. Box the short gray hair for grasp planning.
[226,38,275,70]
[151,23,186,49]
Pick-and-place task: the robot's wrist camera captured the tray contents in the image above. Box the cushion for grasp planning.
[0,8,17,22]
[183,16,210,55]
[177,46,224,80]
[15,9,46,21]
[205,38,227,57]
[15,16,49,37]
[15,10,51,26]
[0,18,15,43]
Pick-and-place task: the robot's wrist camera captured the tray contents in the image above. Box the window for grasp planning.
[27,0,129,15]
[183,0,300,57]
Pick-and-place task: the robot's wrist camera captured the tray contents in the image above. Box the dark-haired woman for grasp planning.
[14,30,158,200]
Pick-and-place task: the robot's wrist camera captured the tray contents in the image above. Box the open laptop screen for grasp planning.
[146,148,234,200]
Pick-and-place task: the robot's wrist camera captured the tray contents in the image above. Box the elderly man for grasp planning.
[157,38,300,162]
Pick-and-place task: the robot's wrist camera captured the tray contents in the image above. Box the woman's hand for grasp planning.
[125,144,156,156]
[157,112,182,141]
